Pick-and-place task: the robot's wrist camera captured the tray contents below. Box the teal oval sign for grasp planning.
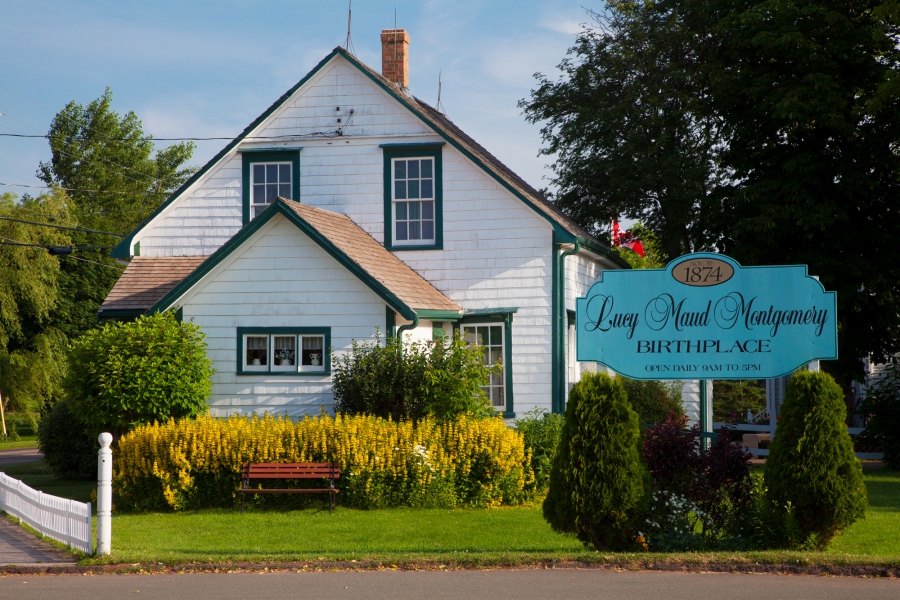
[575,253,837,380]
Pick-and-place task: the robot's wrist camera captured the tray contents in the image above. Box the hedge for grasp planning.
[114,413,533,511]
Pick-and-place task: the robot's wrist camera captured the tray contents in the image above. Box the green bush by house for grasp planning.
[543,372,648,551]
[332,330,495,421]
[114,413,533,511]
[63,312,214,439]
[514,409,564,493]
[763,370,867,547]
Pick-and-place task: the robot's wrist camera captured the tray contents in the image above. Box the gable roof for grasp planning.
[148,199,461,320]
[112,47,623,265]
[98,256,207,316]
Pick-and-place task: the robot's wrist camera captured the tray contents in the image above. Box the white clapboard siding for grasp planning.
[0,472,92,555]
[180,214,389,417]
[137,55,430,256]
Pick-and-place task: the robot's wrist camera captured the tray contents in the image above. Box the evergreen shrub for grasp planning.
[514,408,565,492]
[37,399,97,479]
[858,362,900,469]
[332,331,494,421]
[764,371,867,547]
[64,312,214,439]
[543,372,647,551]
[114,413,533,511]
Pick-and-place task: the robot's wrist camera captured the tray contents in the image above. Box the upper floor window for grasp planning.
[240,149,301,225]
[393,158,435,244]
[381,143,444,250]
[252,163,292,219]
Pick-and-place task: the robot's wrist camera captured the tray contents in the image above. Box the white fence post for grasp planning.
[96,432,113,556]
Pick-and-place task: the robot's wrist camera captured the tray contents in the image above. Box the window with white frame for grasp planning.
[251,162,293,218]
[462,324,505,408]
[392,157,435,244]
[241,331,326,373]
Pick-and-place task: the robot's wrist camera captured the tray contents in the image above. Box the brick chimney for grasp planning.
[381,29,409,88]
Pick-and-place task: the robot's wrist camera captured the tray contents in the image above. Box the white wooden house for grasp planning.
[99,30,628,419]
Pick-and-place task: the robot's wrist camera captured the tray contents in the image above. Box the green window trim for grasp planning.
[241,150,301,226]
[454,312,515,418]
[381,143,444,251]
[236,326,331,376]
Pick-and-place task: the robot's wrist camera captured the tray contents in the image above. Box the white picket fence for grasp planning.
[0,472,92,555]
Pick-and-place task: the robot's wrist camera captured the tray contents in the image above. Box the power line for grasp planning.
[0,84,54,112]
[0,131,341,142]
[65,255,126,270]
[0,216,125,238]
[0,182,167,196]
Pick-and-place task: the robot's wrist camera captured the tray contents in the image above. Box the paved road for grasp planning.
[0,448,42,467]
[0,570,897,600]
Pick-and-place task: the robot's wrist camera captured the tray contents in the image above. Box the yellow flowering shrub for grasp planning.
[114,413,534,511]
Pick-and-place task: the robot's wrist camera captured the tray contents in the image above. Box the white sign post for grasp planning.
[97,432,113,556]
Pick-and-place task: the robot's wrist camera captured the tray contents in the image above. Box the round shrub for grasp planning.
[765,371,867,547]
[543,372,648,551]
[113,413,533,511]
[64,312,213,439]
[37,399,97,480]
[333,331,493,421]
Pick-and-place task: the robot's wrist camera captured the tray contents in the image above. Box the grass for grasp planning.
[2,459,899,568]
[0,435,39,450]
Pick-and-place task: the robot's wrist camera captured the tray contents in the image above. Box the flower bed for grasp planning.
[114,413,533,511]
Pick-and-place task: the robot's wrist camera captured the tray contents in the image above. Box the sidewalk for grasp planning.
[0,448,78,566]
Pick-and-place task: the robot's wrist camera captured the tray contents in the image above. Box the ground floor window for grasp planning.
[462,323,505,409]
[238,327,330,375]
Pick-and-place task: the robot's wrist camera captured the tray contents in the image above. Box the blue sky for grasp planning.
[0,0,595,201]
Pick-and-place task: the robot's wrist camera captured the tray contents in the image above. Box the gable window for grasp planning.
[252,163,292,219]
[237,327,330,375]
[462,323,505,409]
[381,143,443,250]
[240,149,301,225]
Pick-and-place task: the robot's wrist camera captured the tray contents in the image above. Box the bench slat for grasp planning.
[237,489,341,494]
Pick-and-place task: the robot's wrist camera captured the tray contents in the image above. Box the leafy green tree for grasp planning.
[712,380,766,423]
[543,371,648,550]
[765,371,867,547]
[619,377,685,425]
[0,191,73,416]
[64,312,213,439]
[522,0,900,396]
[36,88,196,341]
[521,7,724,260]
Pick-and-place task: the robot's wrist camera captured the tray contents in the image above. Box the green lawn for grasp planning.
[2,459,899,567]
[0,435,39,450]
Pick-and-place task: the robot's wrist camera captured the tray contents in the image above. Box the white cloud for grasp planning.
[541,19,584,36]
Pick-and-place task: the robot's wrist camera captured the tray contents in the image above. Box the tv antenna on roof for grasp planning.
[436,71,446,114]
[344,0,356,55]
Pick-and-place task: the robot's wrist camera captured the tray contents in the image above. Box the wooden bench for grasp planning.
[237,463,340,514]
